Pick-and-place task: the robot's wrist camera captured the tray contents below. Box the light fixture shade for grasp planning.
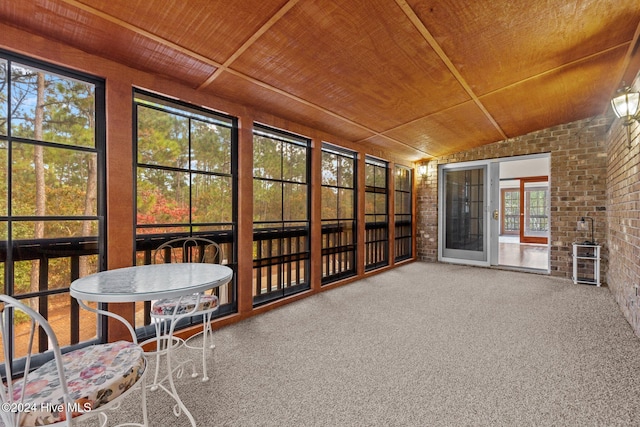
[577,216,595,245]
[611,90,640,119]
[576,220,589,231]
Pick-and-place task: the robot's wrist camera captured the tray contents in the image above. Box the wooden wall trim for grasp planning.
[237,116,255,315]
[310,137,323,292]
[356,155,366,276]
[388,161,396,266]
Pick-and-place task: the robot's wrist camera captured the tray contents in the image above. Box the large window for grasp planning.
[501,189,520,235]
[321,143,357,284]
[0,50,105,359]
[525,187,549,234]
[134,90,237,331]
[394,165,412,262]
[253,124,310,305]
[364,156,388,271]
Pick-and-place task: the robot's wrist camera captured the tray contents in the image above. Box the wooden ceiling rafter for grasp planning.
[197,0,302,91]
[479,42,632,100]
[395,0,508,141]
[223,67,430,157]
[59,0,223,69]
[13,0,635,162]
[191,0,436,158]
[61,0,432,158]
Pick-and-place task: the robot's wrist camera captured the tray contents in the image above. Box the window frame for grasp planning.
[0,49,107,362]
[394,165,413,262]
[252,123,311,306]
[321,143,357,284]
[364,156,389,271]
[132,89,238,334]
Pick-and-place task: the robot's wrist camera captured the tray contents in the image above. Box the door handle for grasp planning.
[493,210,499,220]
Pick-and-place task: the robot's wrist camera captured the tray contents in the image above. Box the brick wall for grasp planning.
[606,82,640,335]
[416,116,611,281]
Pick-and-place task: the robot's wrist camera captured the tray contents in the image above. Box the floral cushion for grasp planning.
[151,293,218,317]
[12,341,145,427]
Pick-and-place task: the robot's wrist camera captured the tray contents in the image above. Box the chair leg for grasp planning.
[206,316,215,350]
[140,367,150,427]
[149,319,183,390]
[200,315,209,382]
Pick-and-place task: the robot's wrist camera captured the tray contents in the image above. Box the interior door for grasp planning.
[439,162,489,265]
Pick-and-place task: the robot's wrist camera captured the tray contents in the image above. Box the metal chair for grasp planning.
[0,294,148,427]
[149,237,222,384]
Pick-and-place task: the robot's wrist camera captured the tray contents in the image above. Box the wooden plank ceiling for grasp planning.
[2,0,640,161]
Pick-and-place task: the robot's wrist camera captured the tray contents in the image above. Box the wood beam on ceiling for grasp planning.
[58,0,434,158]
[59,0,223,69]
[480,42,630,99]
[394,0,508,141]
[223,68,433,158]
[197,0,301,90]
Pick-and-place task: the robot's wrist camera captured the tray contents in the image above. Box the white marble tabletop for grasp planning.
[70,263,233,303]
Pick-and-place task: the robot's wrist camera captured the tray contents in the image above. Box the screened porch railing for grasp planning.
[394,220,412,262]
[0,232,237,366]
[365,221,388,271]
[252,225,310,306]
[321,222,356,284]
[134,232,236,337]
[0,237,101,355]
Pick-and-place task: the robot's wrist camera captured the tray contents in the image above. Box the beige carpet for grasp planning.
[91,262,640,426]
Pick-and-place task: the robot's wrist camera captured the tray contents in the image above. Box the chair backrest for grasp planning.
[152,237,223,265]
[0,295,71,427]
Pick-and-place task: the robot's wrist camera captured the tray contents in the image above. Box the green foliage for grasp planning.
[394,166,412,215]
[135,99,234,228]
[0,59,7,135]
[11,144,96,217]
[365,161,388,218]
[321,150,355,221]
[10,65,94,147]
[3,61,98,296]
[253,134,308,224]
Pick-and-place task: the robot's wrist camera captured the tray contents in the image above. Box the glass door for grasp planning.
[439,162,489,264]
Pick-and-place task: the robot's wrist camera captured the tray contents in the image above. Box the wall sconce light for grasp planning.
[611,84,639,149]
[577,216,595,245]
[417,165,428,177]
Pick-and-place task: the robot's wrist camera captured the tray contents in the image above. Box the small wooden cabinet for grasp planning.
[572,243,601,286]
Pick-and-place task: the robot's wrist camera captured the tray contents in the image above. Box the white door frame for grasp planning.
[491,153,551,272]
[438,160,491,266]
[439,154,550,271]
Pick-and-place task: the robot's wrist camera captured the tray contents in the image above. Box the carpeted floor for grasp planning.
[91,262,640,426]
